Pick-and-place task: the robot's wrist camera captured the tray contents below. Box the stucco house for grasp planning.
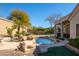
[54,4,79,39]
[0,17,28,36]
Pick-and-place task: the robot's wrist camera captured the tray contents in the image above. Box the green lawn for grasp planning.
[38,46,79,56]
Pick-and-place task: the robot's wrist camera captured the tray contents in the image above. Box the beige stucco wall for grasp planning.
[0,19,13,35]
[70,11,79,38]
[0,18,28,36]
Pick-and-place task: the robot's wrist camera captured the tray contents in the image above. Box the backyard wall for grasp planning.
[0,17,28,36]
[0,18,13,35]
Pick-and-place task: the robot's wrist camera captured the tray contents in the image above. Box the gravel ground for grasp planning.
[0,49,26,56]
[0,39,36,56]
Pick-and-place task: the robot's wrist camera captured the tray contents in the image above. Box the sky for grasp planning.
[0,3,77,28]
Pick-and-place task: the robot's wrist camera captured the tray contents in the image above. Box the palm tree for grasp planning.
[8,9,31,38]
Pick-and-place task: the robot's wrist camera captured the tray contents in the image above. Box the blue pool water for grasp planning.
[36,37,54,44]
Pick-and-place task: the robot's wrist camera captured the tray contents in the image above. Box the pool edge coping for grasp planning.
[65,44,79,55]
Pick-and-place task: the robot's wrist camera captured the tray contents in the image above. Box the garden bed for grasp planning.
[68,38,79,49]
[65,44,79,55]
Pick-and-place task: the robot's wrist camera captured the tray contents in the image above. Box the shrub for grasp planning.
[27,45,33,49]
[6,27,14,41]
[69,37,79,49]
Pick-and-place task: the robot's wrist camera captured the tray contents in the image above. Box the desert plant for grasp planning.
[6,27,14,41]
[27,45,33,49]
[20,31,27,36]
[8,9,31,39]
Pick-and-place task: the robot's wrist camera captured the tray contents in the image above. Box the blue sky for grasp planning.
[0,3,77,28]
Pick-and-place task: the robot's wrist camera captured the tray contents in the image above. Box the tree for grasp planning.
[32,26,54,34]
[46,14,62,37]
[8,9,31,38]
[46,14,62,27]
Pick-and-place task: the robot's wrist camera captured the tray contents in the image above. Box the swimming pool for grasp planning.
[38,46,79,56]
[36,37,54,44]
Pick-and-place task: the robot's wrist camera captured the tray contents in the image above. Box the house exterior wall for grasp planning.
[55,4,79,39]
[70,11,79,38]
[55,25,61,32]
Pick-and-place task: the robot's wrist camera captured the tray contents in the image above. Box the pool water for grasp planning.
[36,37,54,44]
[38,46,79,56]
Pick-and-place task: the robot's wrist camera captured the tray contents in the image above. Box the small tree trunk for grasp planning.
[17,25,20,39]
[10,36,13,41]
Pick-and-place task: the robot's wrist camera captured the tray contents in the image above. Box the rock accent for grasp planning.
[15,38,36,56]
[15,42,25,53]
[27,35,33,40]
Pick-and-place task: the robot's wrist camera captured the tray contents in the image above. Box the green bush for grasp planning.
[69,37,79,49]
[15,31,27,36]
[27,45,33,49]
